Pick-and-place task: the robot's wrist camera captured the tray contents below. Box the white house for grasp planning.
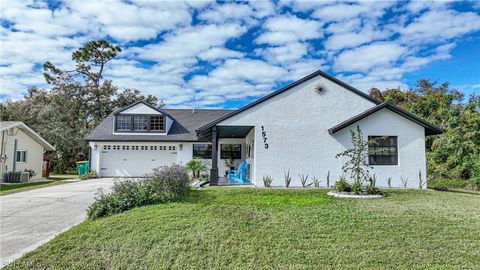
[0,122,56,182]
[86,70,442,188]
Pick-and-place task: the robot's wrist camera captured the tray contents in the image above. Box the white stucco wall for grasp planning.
[1,129,45,181]
[217,74,427,188]
[334,109,427,188]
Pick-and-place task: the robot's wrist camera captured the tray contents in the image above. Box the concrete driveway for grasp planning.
[0,178,116,266]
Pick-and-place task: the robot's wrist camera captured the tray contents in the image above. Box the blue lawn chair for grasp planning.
[226,161,248,183]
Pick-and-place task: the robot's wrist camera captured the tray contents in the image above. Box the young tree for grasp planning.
[335,125,372,185]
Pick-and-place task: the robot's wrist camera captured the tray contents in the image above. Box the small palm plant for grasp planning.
[401,176,409,188]
[263,175,273,187]
[387,177,392,188]
[185,157,207,180]
[284,170,292,188]
[299,174,309,188]
[312,177,320,187]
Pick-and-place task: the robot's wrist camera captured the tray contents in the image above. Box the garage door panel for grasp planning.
[100,147,177,177]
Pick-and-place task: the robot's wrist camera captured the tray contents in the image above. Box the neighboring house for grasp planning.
[0,122,56,182]
[87,70,442,188]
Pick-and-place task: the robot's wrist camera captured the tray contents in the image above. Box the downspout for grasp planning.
[13,138,17,173]
[0,130,5,180]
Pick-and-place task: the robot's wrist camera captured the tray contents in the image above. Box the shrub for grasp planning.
[299,174,309,188]
[351,181,362,194]
[418,170,426,189]
[263,175,273,187]
[79,170,98,180]
[431,186,449,192]
[185,158,207,180]
[334,176,351,192]
[428,179,475,189]
[87,164,190,219]
[284,170,292,188]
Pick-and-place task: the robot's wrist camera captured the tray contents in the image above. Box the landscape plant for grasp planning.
[418,170,426,189]
[185,157,207,180]
[299,174,309,188]
[284,170,292,188]
[334,175,351,192]
[87,164,190,219]
[262,175,273,187]
[326,171,330,187]
[312,177,320,187]
[401,176,409,188]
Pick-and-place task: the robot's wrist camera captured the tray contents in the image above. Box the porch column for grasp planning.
[210,126,219,185]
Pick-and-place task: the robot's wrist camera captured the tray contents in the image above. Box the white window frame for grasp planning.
[16,150,27,163]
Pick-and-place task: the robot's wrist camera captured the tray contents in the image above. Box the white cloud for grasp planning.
[0,0,478,107]
[324,26,390,51]
[256,15,322,45]
[257,42,309,64]
[198,47,244,61]
[334,42,408,73]
[190,59,287,102]
[392,9,480,44]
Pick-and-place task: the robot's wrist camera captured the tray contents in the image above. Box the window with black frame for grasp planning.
[133,115,148,131]
[368,136,398,165]
[150,116,164,131]
[193,144,212,159]
[220,144,241,159]
[116,115,131,131]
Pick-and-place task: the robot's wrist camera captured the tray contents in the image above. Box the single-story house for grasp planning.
[86,70,442,188]
[0,121,56,182]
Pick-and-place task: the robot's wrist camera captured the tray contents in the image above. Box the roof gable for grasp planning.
[198,70,380,133]
[0,121,55,150]
[115,101,164,115]
[328,103,443,136]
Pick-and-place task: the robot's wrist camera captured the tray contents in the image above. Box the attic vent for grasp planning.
[313,83,328,96]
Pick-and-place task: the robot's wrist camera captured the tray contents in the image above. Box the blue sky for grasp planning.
[1,0,479,108]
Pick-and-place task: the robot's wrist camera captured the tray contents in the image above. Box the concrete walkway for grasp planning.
[0,178,116,266]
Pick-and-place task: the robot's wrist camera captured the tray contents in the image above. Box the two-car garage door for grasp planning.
[99,144,177,177]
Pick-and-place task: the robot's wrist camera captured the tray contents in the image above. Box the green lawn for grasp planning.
[0,181,66,196]
[48,174,79,181]
[7,188,480,269]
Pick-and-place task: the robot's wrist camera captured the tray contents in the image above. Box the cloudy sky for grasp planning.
[1,0,479,108]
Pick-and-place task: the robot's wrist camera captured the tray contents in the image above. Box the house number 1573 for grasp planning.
[261,126,269,149]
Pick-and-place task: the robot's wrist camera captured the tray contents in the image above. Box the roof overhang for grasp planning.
[0,122,56,150]
[328,103,443,136]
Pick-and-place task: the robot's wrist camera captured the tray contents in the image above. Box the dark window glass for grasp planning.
[133,115,148,131]
[116,115,131,131]
[150,116,164,131]
[16,150,27,162]
[220,144,241,159]
[193,144,212,159]
[368,136,398,165]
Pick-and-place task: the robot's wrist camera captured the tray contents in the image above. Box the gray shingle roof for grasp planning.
[85,109,233,142]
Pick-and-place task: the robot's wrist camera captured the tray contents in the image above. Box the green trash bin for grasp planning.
[76,161,89,177]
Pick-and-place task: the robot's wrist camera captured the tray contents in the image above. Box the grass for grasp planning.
[0,181,66,196]
[48,174,79,181]
[6,188,480,269]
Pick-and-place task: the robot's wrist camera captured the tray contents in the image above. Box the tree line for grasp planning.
[1,40,160,173]
[1,40,478,181]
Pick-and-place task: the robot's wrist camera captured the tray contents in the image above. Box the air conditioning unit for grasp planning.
[2,171,30,183]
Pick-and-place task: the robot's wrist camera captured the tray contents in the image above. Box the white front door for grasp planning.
[100,145,177,177]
